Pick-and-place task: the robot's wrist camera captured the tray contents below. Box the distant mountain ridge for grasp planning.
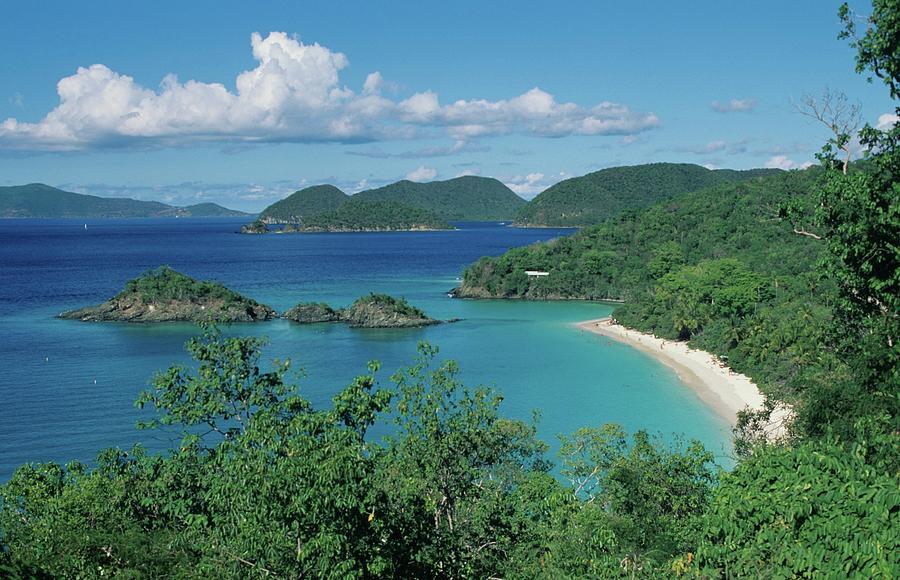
[514,163,782,227]
[0,183,251,218]
[257,176,526,225]
[352,176,526,221]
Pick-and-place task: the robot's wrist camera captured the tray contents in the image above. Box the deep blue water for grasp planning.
[0,218,732,481]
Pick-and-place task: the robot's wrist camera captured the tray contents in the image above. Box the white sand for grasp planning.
[577,318,790,435]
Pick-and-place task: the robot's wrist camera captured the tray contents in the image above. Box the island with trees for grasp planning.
[286,294,441,328]
[244,175,526,233]
[58,266,276,323]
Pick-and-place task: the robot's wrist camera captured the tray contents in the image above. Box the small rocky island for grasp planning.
[283,302,343,323]
[59,266,276,323]
[285,294,441,328]
[240,219,269,234]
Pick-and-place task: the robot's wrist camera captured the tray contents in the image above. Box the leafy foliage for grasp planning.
[697,434,900,577]
[0,330,719,578]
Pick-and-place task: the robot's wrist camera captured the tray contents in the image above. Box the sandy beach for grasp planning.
[577,318,789,433]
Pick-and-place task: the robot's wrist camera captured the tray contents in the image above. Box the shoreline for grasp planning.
[577,318,786,430]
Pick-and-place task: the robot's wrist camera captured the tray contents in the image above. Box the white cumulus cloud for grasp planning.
[405,166,438,182]
[876,112,899,131]
[765,155,813,170]
[504,171,569,199]
[0,32,660,152]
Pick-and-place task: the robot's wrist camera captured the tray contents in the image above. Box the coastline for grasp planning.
[577,318,788,432]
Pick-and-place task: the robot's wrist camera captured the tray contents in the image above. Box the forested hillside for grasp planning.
[459,169,834,408]
[353,176,526,221]
[257,184,350,223]
[287,200,451,232]
[514,163,780,227]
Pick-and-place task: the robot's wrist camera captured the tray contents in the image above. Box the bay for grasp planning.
[0,218,732,481]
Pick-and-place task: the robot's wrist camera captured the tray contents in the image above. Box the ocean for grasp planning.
[0,218,732,480]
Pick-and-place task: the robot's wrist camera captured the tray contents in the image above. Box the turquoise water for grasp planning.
[0,219,732,480]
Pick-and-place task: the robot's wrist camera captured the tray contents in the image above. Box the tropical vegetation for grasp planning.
[2,2,898,577]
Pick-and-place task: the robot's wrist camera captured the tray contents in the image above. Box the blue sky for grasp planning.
[1,0,895,210]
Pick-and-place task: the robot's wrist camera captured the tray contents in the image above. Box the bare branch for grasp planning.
[794,89,861,174]
[793,228,823,240]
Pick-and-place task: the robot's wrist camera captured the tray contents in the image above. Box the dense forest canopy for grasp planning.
[458,168,833,416]
[514,163,781,227]
[353,176,526,221]
[2,1,898,577]
[257,184,350,223]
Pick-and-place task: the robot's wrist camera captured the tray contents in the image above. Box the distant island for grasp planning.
[245,175,525,233]
[256,184,349,224]
[59,267,276,323]
[286,294,442,328]
[0,183,251,218]
[245,198,452,233]
[514,163,780,227]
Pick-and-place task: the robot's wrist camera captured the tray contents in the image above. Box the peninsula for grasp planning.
[59,267,276,323]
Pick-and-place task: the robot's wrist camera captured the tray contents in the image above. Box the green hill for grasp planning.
[0,183,250,218]
[285,200,451,232]
[177,202,251,217]
[257,184,350,223]
[514,163,780,227]
[353,176,526,221]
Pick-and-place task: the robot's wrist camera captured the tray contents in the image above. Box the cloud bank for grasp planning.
[0,32,659,152]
